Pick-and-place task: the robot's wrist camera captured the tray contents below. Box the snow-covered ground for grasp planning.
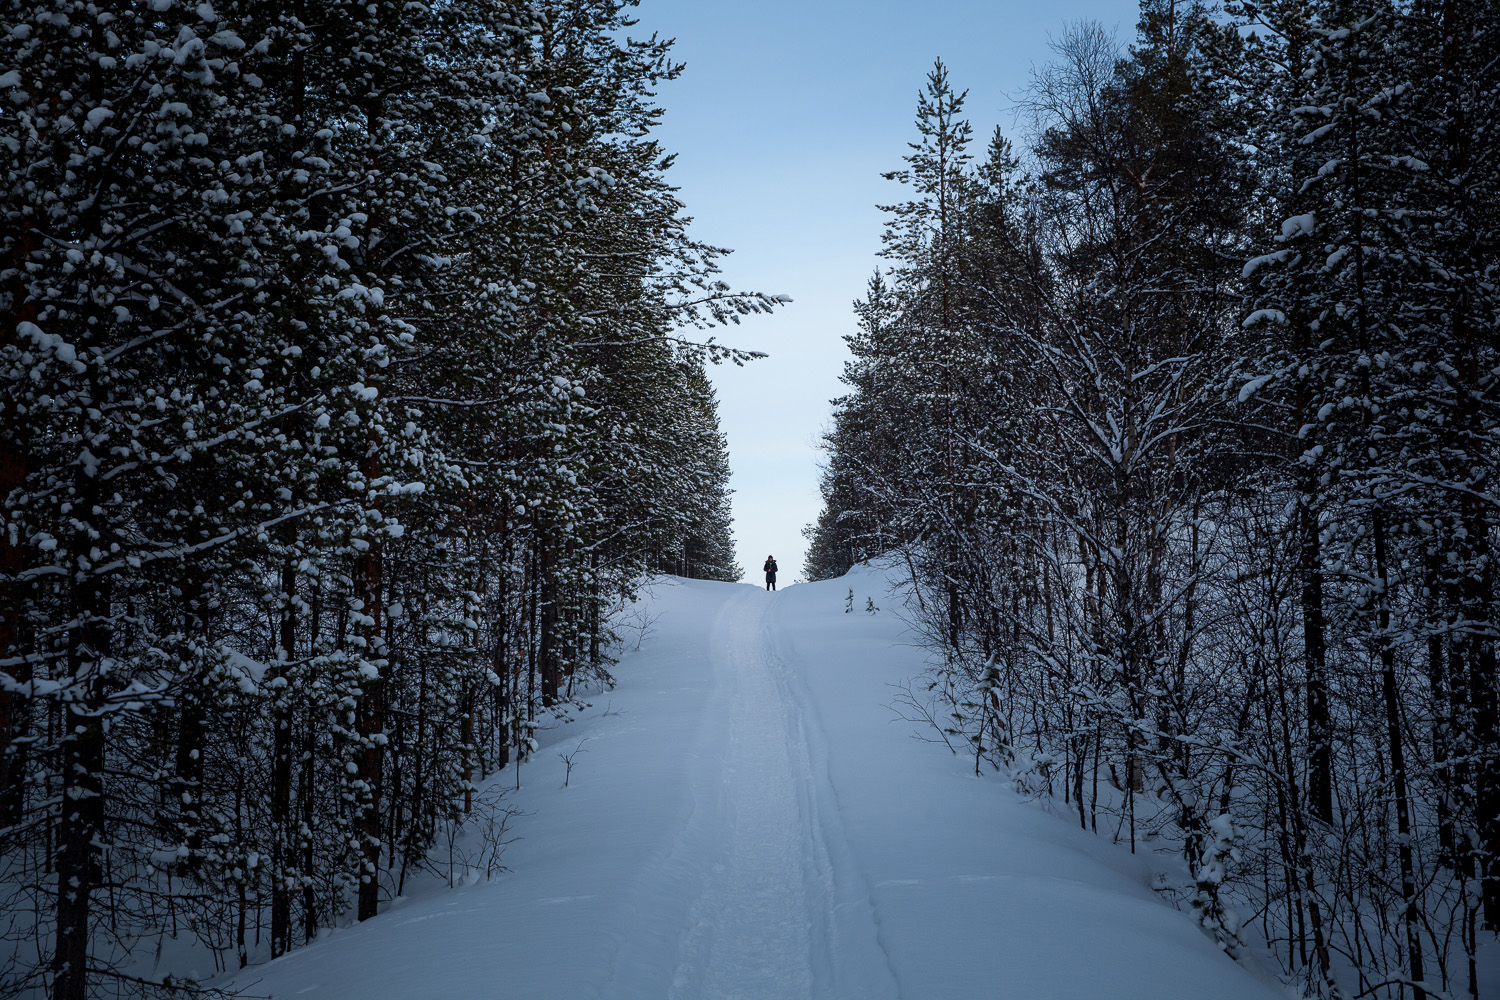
[227,563,1287,999]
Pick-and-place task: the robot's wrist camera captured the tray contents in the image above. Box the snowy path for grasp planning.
[601,588,894,999]
[227,567,1286,1000]
[662,591,832,999]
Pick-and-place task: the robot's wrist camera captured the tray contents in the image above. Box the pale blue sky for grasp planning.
[634,0,1141,580]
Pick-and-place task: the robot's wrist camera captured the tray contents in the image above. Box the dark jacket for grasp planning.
[763,559,778,576]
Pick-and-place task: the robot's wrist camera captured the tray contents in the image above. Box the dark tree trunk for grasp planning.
[51,576,109,1000]
[1373,515,1426,998]
[1467,549,1500,928]
[494,527,511,771]
[170,576,209,876]
[1299,496,1332,824]
[539,533,559,706]
[355,533,384,922]
[589,549,601,669]
[0,430,27,825]
[271,541,296,957]
[0,224,36,827]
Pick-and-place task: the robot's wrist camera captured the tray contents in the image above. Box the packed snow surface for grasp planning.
[229,564,1286,999]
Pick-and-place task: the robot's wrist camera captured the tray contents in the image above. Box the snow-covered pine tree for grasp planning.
[2,0,776,992]
[1377,0,1500,937]
[1236,0,1499,990]
[875,60,982,650]
[803,5,1499,993]
[671,364,743,583]
[805,270,910,582]
[0,2,369,991]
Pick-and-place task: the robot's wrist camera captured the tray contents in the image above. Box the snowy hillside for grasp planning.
[225,563,1287,1000]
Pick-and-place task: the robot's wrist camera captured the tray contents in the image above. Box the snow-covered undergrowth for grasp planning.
[224,563,1292,999]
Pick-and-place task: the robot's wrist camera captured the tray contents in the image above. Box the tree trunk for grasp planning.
[539,532,559,706]
[355,533,384,922]
[1467,554,1500,928]
[171,575,209,877]
[588,550,601,669]
[51,576,109,1000]
[271,540,296,956]
[1300,495,1332,824]
[0,425,27,824]
[0,224,36,827]
[461,688,475,816]
[1373,514,1425,998]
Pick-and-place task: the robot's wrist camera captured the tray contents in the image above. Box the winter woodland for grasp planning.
[806,2,1499,998]
[3,0,1499,999]
[2,2,760,996]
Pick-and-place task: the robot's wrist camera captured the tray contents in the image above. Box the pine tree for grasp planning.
[1,0,779,992]
[806,4,1499,992]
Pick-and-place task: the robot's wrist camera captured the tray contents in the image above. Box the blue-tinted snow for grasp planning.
[225,563,1289,999]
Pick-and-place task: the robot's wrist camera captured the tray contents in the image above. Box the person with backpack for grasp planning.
[763,556,778,591]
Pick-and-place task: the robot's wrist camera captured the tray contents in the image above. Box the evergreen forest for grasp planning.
[806,2,1499,997]
[1,2,759,996]
[5,0,1500,998]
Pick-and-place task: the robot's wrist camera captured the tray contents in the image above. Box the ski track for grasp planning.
[224,573,1298,1000]
[603,588,898,1000]
[767,595,903,1000]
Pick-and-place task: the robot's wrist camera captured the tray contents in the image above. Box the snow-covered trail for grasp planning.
[227,567,1286,1000]
[689,592,834,999]
[601,587,893,999]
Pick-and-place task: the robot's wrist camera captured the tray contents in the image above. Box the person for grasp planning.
[763,555,778,591]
